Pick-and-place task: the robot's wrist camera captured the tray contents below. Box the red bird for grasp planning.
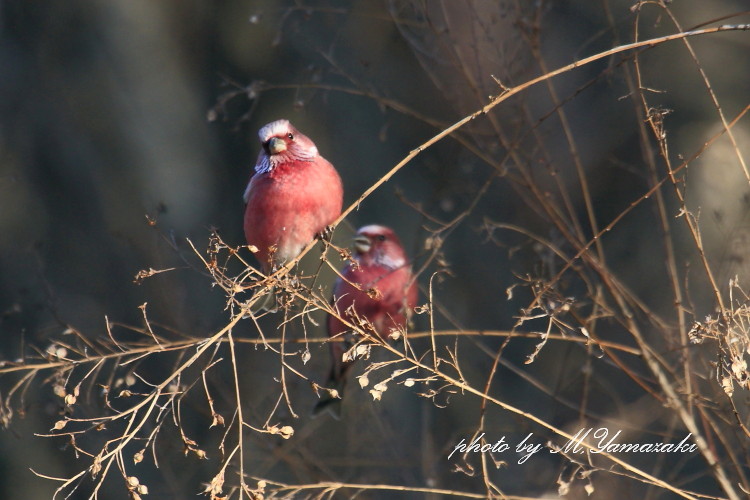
[243,119,343,272]
[314,225,419,417]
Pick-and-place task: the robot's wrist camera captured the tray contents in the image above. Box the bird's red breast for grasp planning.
[326,225,418,383]
[243,120,343,271]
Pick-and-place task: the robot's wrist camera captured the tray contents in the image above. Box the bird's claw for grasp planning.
[316,225,335,243]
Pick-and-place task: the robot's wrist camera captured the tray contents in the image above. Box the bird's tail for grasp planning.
[311,369,348,420]
[248,286,279,314]
[311,393,343,420]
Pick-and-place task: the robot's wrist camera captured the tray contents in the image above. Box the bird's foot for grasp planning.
[316,225,335,243]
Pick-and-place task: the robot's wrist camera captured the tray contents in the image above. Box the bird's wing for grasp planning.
[242,174,255,204]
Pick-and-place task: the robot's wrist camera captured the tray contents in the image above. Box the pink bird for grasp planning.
[314,225,419,418]
[243,119,343,272]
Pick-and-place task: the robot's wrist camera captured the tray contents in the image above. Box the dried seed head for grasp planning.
[211,413,225,427]
[278,426,294,439]
[355,344,370,358]
[722,376,734,397]
[373,382,388,393]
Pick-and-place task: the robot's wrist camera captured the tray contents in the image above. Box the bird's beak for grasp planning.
[353,235,371,254]
[267,137,287,155]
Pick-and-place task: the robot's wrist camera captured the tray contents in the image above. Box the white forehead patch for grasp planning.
[258,119,291,142]
[357,224,390,236]
[356,225,406,269]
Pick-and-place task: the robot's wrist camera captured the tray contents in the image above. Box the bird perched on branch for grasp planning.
[314,225,418,418]
[243,119,344,273]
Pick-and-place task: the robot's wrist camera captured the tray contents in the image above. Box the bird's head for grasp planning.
[255,119,319,173]
[353,225,408,270]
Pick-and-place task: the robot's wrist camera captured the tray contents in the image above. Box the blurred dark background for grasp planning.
[1,1,749,498]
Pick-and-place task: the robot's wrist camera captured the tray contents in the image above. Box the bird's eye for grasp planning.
[287,133,294,140]
[377,235,386,242]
